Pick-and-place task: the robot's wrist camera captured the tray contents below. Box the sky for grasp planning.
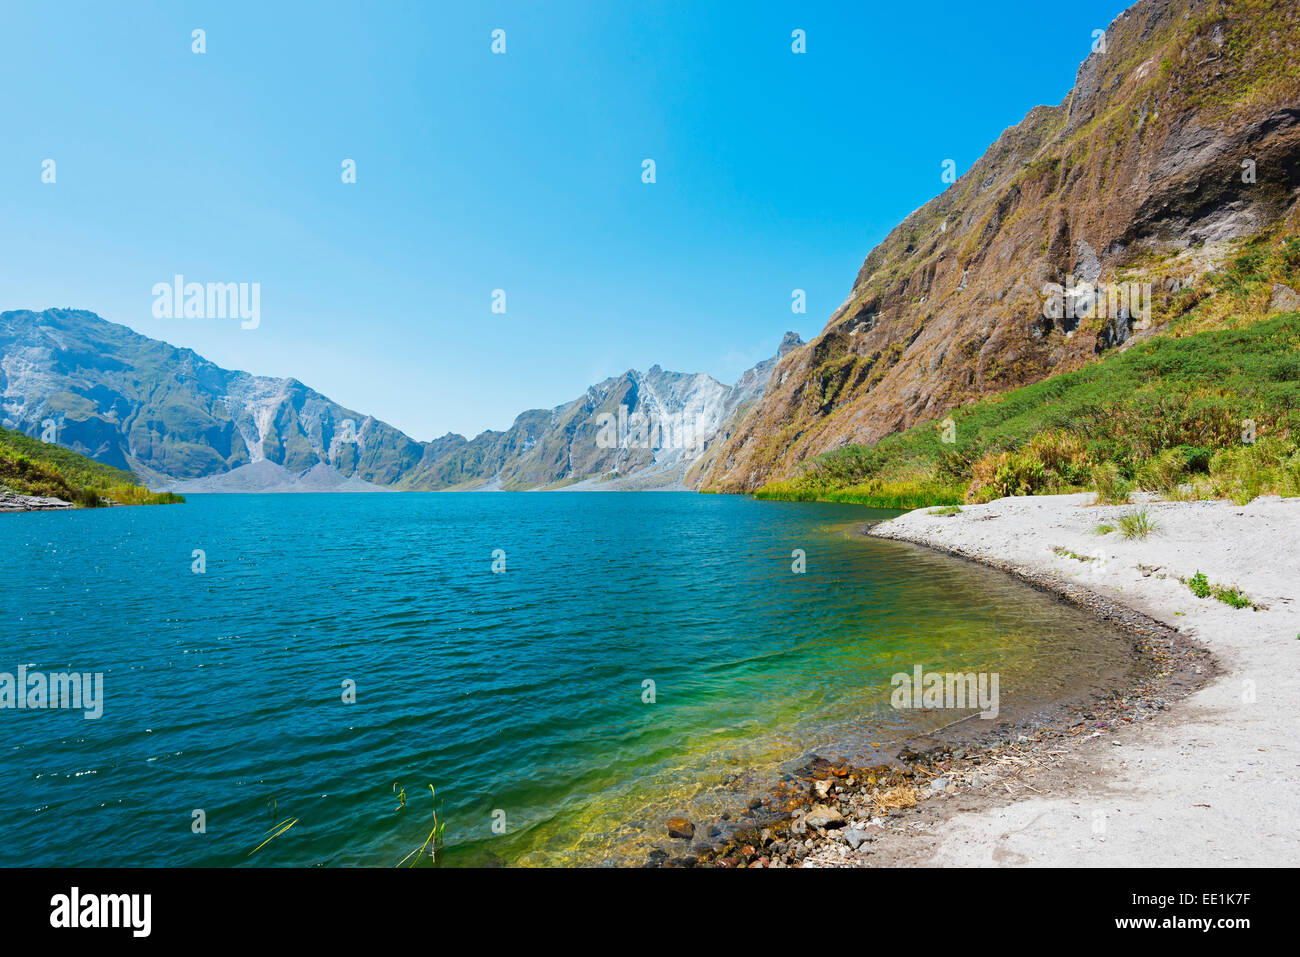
[0,0,1131,441]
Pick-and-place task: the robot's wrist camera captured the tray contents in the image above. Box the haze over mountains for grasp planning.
[0,308,801,492]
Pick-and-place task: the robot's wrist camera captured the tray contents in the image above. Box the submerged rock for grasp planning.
[666,817,695,840]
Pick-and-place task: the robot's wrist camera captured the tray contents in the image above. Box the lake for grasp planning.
[0,493,1133,866]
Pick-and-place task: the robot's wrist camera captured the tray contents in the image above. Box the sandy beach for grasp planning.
[839,493,1299,867]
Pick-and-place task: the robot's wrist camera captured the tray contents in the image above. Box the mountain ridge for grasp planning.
[0,307,801,492]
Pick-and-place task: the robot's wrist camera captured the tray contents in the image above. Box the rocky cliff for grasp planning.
[701,0,1300,492]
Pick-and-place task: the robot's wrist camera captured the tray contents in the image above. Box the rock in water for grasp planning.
[666,817,695,840]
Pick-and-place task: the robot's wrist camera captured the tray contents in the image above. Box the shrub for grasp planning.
[1090,462,1132,505]
[965,430,1090,503]
[1023,430,1092,483]
[1136,448,1190,497]
[1187,571,1211,598]
[1213,585,1253,609]
[1208,437,1300,504]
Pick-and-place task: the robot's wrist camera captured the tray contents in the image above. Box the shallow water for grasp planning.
[0,493,1133,866]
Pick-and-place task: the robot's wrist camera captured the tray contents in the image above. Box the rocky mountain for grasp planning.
[701,0,1300,492]
[0,308,426,488]
[0,308,800,491]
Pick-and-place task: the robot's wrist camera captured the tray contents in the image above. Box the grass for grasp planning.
[1094,524,1117,535]
[1091,463,1133,505]
[754,477,963,510]
[928,505,962,516]
[248,798,299,857]
[395,784,447,868]
[0,426,182,507]
[1117,509,1157,540]
[1213,585,1254,609]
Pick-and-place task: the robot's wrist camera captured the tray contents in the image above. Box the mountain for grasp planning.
[0,308,800,491]
[395,330,805,492]
[700,0,1300,492]
[0,308,426,488]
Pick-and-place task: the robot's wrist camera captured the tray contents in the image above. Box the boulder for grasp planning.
[1270,283,1300,313]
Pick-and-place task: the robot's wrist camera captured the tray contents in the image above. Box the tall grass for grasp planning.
[1117,508,1157,539]
[755,478,964,509]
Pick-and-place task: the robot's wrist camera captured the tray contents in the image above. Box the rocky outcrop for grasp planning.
[0,490,73,511]
[701,0,1300,492]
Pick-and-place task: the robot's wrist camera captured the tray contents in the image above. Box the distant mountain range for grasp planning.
[0,308,801,492]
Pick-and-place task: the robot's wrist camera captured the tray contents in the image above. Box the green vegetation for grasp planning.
[1090,462,1133,506]
[928,505,962,516]
[760,310,1300,507]
[756,236,1300,511]
[1117,509,1157,540]
[1094,524,1117,536]
[754,477,963,510]
[396,784,446,868]
[1214,585,1254,609]
[248,798,299,857]
[1185,570,1256,609]
[0,426,182,507]
[1052,546,1096,563]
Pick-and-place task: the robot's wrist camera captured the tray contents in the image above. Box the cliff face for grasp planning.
[702,0,1300,492]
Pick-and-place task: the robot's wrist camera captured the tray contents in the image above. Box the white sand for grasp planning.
[869,493,1300,867]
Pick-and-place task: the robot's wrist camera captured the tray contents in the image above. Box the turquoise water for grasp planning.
[0,493,1131,866]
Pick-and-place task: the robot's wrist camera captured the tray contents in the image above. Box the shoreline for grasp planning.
[0,491,74,512]
[688,492,1297,868]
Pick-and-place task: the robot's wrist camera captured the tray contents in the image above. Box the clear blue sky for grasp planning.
[0,0,1130,440]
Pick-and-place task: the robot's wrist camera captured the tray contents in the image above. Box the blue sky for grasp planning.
[1,0,1129,440]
